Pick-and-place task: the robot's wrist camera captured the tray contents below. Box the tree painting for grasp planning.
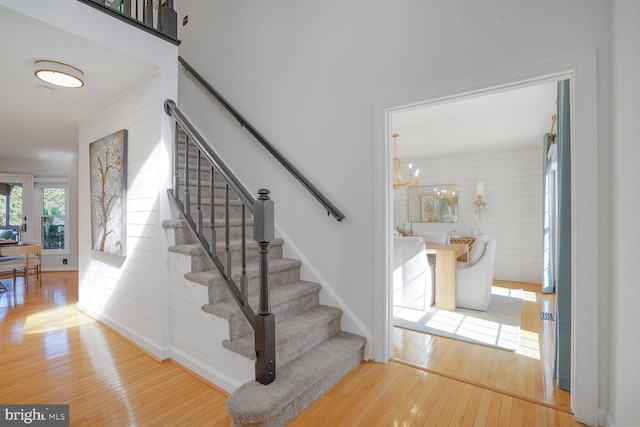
[90,129,127,256]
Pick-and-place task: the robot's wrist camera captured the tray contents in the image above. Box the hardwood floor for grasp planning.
[0,273,583,426]
[0,272,230,426]
[392,280,571,411]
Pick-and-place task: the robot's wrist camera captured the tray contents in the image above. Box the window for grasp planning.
[38,184,68,253]
[0,183,23,240]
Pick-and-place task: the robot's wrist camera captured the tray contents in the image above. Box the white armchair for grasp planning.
[455,236,496,311]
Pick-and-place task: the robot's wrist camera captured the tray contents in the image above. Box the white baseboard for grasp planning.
[169,348,244,393]
[77,302,170,360]
[42,266,78,272]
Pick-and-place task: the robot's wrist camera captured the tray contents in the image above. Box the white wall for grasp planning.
[394,144,542,284]
[609,1,640,425]
[176,1,611,423]
[78,72,175,359]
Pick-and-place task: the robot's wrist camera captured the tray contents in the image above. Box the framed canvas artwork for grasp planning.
[89,129,127,256]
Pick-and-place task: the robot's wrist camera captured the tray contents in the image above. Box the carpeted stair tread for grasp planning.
[184,258,302,287]
[226,331,366,426]
[222,305,343,366]
[163,217,255,231]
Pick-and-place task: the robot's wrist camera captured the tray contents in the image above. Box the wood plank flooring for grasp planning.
[0,273,583,426]
[392,280,572,412]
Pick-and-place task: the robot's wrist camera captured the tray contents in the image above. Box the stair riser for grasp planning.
[169,221,254,246]
[170,225,197,245]
[277,317,342,367]
[222,314,342,368]
[181,202,245,221]
[188,243,284,274]
[198,225,255,245]
[206,264,301,305]
[176,185,239,202]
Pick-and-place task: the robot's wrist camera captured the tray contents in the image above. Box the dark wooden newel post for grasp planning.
[253,189,275,385]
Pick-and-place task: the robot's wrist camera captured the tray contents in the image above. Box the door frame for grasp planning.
[373,49,599,426]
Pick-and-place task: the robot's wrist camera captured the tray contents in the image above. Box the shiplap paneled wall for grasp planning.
[394,143,543,284]
[78,73,170,357]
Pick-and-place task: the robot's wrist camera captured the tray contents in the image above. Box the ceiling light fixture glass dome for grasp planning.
[34,60,84,88]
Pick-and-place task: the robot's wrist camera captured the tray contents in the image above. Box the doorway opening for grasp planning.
[374,50,600,425]
[387,78,567,409]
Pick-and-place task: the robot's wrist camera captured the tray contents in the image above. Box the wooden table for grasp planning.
[426,243,469,311]
[0,242,42,289]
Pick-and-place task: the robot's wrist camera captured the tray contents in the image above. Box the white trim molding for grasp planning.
[373,49,600,426]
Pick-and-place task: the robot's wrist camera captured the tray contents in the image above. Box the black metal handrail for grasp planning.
[76,0,180,45]
[164,99,276,385]
[178,56,345,222]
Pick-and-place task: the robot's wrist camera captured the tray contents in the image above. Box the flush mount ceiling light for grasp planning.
[34,60,84,88]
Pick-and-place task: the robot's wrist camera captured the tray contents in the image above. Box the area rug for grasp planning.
[393,287,524,351]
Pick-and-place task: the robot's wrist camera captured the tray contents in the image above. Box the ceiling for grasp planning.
[390,81,558,160]
[0,5,156,162]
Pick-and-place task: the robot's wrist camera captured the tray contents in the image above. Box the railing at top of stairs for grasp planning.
[178,56,345,222]
[164,100,276,385]
[76,0,180,45]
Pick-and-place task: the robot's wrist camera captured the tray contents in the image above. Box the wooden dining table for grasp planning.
[0,242,43,288]
[426,242,469,311]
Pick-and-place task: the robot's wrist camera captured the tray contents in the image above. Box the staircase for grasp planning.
[163,130,366,426]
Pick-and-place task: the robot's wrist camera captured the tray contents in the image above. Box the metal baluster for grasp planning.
[122,0,131,16]
[156,0,163,32]
[144,0,153,26]
[225,184,231,277]
[173,125,180,201]
[196,150,203,236]
[184,135,190,218]
[163,0,178,38]
[241,205,248,305]
[210,165,216,258]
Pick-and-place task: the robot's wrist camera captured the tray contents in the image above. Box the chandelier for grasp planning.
[392,133,419,189]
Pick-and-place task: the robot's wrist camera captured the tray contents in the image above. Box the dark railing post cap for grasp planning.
[257,189,271,200]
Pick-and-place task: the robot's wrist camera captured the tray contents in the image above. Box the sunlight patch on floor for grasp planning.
[24,303,92,335]
[394,285,537,354]
[516,329,541,360]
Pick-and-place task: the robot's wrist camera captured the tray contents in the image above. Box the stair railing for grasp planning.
[76,0,180,44]
[164,99,276,385]
[178,56,345,222]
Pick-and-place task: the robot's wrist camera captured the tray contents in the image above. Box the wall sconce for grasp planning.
[392,133,420,189]
[474,182,487,220]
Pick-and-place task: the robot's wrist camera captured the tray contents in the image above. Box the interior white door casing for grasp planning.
[373,50,599,426]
